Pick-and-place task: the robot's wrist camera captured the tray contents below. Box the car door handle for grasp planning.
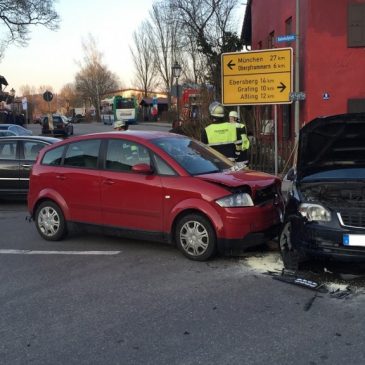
[103,179,115,185]
[21,164,32,168]
[56,175,66,180]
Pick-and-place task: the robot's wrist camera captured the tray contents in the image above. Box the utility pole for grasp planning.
[294,0,300,143]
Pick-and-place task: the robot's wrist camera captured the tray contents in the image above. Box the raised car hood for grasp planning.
[297,113,365,180]
[196,169,278,189]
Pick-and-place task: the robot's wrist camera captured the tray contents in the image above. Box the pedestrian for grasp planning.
[201,102,238,161]
[113,120,127,131]
[228,110,250,162]
[169,119,186,135]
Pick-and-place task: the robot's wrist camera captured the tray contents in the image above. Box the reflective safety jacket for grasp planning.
[234,122,250,151]
[201,122,238,160]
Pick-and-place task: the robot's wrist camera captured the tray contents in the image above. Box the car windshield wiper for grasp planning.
[194,169,220,175]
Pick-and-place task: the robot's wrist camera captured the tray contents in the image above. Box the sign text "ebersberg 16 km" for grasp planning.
[221,48,293,105]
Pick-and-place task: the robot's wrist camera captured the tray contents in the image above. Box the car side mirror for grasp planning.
[132,163,153,174]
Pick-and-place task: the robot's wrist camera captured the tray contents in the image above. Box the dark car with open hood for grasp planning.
[27,131,284,261]
[279,113,365,270]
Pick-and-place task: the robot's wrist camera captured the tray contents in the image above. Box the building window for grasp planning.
[285,17,293,46]
[268,31,275,48]
[348,3,365,47]
[285,17,292,35]
[348,99,365,113]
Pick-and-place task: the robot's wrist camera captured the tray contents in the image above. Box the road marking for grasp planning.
[0,249,121,255]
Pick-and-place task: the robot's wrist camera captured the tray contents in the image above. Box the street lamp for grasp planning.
[172,61,182,121]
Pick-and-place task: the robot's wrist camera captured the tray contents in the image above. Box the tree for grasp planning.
[148,1,181,95]
[0,0,60,59]
[59,83,84,115]
[75,35,120,122]
[130,22,158,97]
[168,0,243,98]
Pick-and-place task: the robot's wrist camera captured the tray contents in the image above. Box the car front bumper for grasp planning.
[218,223,282,255]
[216,203,283,255]
[293,221,365,262]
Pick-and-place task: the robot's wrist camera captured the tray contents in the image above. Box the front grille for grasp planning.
[254,184,277,205]
[338,208,365,229]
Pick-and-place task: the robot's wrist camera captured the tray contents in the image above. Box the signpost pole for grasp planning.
[294,0,300,143]
[274,104,278,175]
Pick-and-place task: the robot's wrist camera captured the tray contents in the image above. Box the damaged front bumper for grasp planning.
[294,222,365,262]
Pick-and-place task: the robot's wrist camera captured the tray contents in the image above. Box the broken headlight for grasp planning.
[299,203,331,222]
[216,193,253,207]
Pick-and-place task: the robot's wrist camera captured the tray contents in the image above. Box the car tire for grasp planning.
[279,220,305,271]
[35,201,67,241]
[175,214,216,261]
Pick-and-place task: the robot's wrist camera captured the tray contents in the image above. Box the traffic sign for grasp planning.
[43,90,53,102]
[221,48,293,105]
[277,34,296,43]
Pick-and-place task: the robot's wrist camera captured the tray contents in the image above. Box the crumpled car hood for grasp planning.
[297,113,365,180]
[196,169,279,190]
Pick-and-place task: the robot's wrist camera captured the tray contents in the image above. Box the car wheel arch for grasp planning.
[171,208,217,246]
[167,197,224,230]
[173,210,218,260]
[279,214,307,270]
[31,191,70,220]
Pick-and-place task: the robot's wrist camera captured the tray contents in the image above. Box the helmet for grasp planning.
[113,120,125,129]
[229,111,238,119]
[209,102,224,118]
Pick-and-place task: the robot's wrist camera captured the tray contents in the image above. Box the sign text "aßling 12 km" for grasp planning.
[221,48,293,105]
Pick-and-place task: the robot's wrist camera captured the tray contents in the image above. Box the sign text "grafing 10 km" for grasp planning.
[221,48,293,106]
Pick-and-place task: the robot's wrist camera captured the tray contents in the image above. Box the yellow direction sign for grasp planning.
[221,48,293,105]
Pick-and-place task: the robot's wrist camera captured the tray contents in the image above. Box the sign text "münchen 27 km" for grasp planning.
[221,48,293,105]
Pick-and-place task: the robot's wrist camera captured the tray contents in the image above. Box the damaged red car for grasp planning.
[27,131,283,261]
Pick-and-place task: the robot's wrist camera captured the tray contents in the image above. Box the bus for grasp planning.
[100,96,138,125]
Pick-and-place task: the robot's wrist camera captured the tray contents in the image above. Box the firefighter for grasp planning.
[228,110,250,162]
[201,102,240,161]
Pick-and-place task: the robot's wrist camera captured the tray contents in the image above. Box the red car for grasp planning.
[27,131,283,261]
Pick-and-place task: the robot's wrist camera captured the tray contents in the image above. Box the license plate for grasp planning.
[343,234,365,247]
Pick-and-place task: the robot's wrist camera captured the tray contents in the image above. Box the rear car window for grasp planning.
[42,146,65,166]
[64,139,101,168]
[23,142,47,160]
[0,140,17,159]
[105,139,151,172]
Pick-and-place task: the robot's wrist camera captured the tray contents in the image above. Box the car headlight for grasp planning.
[216,193,253,207]
[299,203,331,222]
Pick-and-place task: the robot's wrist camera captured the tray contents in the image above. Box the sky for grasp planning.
[0,0,246,96]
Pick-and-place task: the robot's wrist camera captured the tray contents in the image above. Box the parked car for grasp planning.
[28,131,284,261]
[279,113,365,269]
[0,136,61,198]
[71,114,85,123]
[41,114,74,137]
[0,124,32,136]
[0,130,16,136]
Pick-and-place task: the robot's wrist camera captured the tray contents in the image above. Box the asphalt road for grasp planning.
[1,121,365,364]
[27,120,172,136]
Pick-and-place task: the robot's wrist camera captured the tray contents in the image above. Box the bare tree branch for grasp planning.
[130,21,158,97]
[0,0,60,59]
[75,34,120,122]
